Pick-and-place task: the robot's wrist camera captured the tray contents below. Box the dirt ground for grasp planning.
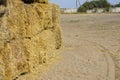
[60,14,120,80]
[43,14,120,80]
[17,14,120,80]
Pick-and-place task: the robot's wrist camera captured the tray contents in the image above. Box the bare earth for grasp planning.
[18,14,120,80]
[38,14,120,80]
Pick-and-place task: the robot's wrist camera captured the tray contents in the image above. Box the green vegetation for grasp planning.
[113,3,120,7]
[77,0,111,12]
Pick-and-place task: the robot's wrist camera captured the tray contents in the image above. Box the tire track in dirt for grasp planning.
[64,39,115,80]
[84,40,115,80]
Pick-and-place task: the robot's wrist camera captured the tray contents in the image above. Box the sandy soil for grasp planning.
[17,14,120,80]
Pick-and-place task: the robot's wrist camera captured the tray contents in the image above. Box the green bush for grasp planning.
[78,0,111,12]
[77,6,87,12]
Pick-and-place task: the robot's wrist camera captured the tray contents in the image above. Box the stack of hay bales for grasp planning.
[0,0,62,80]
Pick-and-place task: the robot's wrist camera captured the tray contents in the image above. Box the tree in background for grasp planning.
[114,2,120,7]
[77,0,111,12]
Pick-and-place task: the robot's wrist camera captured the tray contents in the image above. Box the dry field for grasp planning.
[18,14,120,80]
[39,14,120,80]
[61,14,120,80]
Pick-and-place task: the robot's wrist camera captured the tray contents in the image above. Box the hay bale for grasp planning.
[52,4,62,49]
[52,4,60,24]
[0,0,62,79]
[8,3,53,38]
[2,41,29,80]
